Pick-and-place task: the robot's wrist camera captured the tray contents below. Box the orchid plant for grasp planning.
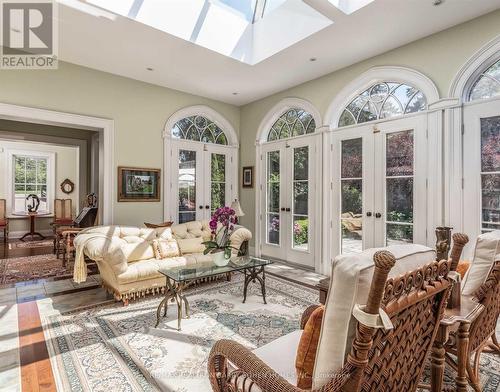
[203,206,239,258]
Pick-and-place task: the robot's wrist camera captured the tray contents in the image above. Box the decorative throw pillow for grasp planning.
[296,305,324,389]
[456,260,471,279]
[177,237,206,254]
[152,239,180,259]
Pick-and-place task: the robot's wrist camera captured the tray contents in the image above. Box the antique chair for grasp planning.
[52,198,73,252]
[445,230,500,392]
[55,203,99,265]
[208,247,452,392]
[0,199,9,243]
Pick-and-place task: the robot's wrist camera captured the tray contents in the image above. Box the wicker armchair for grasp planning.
[445,255,500,392]
[208,251,452,392]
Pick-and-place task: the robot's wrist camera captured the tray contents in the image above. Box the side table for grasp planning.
[429,295,484,392]
[12,212,51,241]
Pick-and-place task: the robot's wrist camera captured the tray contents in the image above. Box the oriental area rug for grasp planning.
[41,275,500,392]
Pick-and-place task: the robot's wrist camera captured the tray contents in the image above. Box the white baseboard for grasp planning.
[8,229,53,239]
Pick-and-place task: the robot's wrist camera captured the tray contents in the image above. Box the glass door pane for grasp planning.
[340,138,363,253]
[178,149,197,223]
[266,150,280,245]
[292,146,309,251]
[385,130,414,245]
[210,153,226,213]
[480,116,500,232]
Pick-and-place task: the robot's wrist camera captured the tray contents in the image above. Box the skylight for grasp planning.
[328,0,375,14]
[82,0,333,65]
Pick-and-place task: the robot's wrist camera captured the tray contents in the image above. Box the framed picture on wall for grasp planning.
[242,166,253,188]
[118,167,161,202]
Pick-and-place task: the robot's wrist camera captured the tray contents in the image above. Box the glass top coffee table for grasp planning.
[155,256,273,330]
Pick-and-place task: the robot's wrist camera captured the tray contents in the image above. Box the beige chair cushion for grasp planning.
[312,244,436,388]
[462,230,500,296]
[253,330,302,386]
[178,237,206,254]
[152,239,180,259]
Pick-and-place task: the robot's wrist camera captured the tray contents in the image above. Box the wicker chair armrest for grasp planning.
[300,304,322,329]
[208,339,303,392]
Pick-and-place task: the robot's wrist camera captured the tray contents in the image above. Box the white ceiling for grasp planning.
[56,0,500,105]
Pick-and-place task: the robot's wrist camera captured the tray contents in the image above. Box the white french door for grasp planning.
[331,115,427,256]
[463,98,500,251]
[172,141,235,223]
[260,135,320,267]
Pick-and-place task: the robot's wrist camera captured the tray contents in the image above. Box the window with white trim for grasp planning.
[338,82,427,127]
[13,154,49,213]
[468,58,500,101]
[267,108,316,141]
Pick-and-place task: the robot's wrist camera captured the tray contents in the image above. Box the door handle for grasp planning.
[375,212,382,218]
[199,205,203,210]
[366,212,372,217]
[280,207,285,211]
[285,208,291,212]
[205,205,210,209]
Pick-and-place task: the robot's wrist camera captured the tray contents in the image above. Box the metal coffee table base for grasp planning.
[155,266,268,330]
[155,278,191,330]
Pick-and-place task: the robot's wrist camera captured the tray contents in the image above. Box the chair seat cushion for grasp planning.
[296,306,324,389]
[253,330,302,386]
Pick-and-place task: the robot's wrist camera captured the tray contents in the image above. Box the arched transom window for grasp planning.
[338,82,427,127]
[172,115,227,145]
[468,58,500,101]
[267,108,316,141]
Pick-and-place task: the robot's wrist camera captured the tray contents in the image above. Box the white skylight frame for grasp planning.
[80,0,333,65]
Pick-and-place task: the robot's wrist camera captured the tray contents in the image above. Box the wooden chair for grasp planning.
[208,252,452,392]
[52,198,73,252]
[444,233,500,391]
[0,199,9,243]
[54,196,98,265]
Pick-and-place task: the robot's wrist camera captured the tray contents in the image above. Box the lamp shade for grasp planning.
[231,199,245,217]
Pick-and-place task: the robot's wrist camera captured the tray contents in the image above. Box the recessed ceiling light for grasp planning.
[433,0,443,5]
[232,92,238,95]
[146,67,154,71]
[309,57,317,62]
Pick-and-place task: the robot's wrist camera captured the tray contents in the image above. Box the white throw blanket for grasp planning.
[73,233,111,283]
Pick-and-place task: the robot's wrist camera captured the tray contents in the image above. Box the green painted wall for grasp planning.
[238,10,500,244]
[0,61,240,227]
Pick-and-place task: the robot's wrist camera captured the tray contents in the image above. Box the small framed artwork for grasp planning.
[118,167,161,202]
[242,166,253,188]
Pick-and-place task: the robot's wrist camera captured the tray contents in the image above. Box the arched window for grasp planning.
[338,82,427,127]
[171,115,228,145]
[468,58,500,101]
[267,108,316,141]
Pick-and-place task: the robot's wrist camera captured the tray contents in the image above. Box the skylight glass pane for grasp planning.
[211,0,257,22]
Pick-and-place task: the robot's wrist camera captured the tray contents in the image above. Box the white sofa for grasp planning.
[73,220,252,303]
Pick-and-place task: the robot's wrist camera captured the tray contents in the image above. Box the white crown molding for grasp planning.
[449,34,500,101]
[163,105,238,147]
[324,66,440,128]
[256,97,322,143]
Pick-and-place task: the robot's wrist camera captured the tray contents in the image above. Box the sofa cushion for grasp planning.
[117,256,192,284]
[120,241,155,262]
[152,239,180,259]
[462,230,500,296]
[155,227,174,240]
[296,306,324,389]
[253,329,302,386]
[312,244,436,388]
[178,237,206,254]
[172,220,211,241]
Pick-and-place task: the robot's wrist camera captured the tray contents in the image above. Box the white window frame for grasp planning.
[5,149,56,216]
